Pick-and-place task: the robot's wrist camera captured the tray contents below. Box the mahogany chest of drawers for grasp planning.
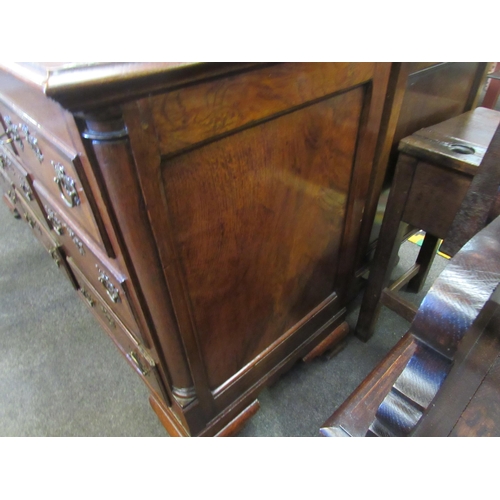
[0,62,487,436]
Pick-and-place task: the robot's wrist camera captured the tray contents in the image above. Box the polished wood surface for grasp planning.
[322,214,500,437]
[160,87,364,389]
[412,285,500,437]
[356,108,500,342]
[122,62,391,429]
[0,62,489,436]
[365,62,488,256]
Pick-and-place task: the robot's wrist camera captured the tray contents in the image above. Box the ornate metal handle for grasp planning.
[7,189,16,204]
[20,124,43,162]
[20,180,33,201]
[49,247,61,268]
[127,351,150,376]
[99,304,116,329]
[52,161,80,208]
[23,212,36,229]
[0,153,8,168]
[3,116,23,151]
[96,266,120,303]
[80,286,96,307]
[67,227,85,255]
[0,131,13,145]
[45,207,64,236]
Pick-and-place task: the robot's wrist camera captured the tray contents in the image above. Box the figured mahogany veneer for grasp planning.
[0,62,488,436]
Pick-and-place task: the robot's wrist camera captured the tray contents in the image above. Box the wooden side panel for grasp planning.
[150,62,375,156]
[402,161,472,236]
[160,87,365,389]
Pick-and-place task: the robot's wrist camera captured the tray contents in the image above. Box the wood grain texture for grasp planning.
[321,333,417,436]
[402,160,472,236]
[382,62,488,186]
[0,62,406,436]
[302,321,350,362]
[450,357,500,436]
[150,62,376,156]
[80,115,196,401]
[161,88,364,388]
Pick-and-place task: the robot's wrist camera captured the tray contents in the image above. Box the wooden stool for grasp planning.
[356,107,500,342]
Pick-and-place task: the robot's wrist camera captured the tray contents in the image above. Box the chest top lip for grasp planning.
[0,62,265,113]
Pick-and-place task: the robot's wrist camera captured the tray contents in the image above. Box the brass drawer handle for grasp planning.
[23,212,36,229]
[67,228,85,255]
[0,153,12,172]
[0,153,9,168]
[49,247,61,268]
[96,266,120,303]
[127,351,150,376]
[80,286,96,307]
[99,304,116,329]
[20,180,33,201]
[0,132,13,145]
[45,206,64,236]
[3,117,23,151]
[20,124,43,162]
[52,161,80,208]
[7,189,16,204]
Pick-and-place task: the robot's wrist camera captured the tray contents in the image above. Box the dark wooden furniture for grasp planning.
[412,284,500,437]
[0,62,488,436]
[356,107,500,342]
[321,214,500,437]
[361,62,488,262]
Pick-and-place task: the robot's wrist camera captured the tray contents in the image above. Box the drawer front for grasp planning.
[0,101,105,248]
[0,146,49,227]
[14,192,77,288]
[0,163,14,199]
[2,190,18,215]
[35,181,144,341]
[68,258,165,400]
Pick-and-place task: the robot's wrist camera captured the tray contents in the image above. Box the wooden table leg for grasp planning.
[405,232,441,293]
[356,154,418,341]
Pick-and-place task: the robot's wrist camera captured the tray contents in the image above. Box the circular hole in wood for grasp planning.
[450,144,475,154]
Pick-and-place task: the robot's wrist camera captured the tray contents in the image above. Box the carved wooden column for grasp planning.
[77,108,197,416]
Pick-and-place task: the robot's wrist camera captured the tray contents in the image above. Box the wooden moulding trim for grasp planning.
[80,112,195,396]
[4,62,266,113]
[0,88,77,160]
[207,309,347,434]
[151,62,377,158]
[334,63,392,304]
[353,62,410,273]
[120,99,216,418]
[213,400,261,437]
[206,317,348,434]
[0,98,115,257]
[149,393,190,437]
[321,333,418,437]
[212,292,341,399]
[302,321,350,363]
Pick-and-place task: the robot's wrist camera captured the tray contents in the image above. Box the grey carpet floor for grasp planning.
[0,201,448,437]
